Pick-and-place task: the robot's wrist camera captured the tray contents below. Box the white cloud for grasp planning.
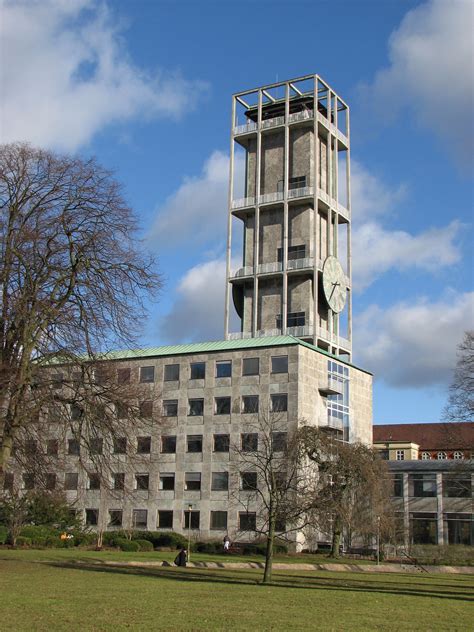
[159,258,236,343]
[350,161,462,291]
[0,0,208,151]
[352,220,462,291]
[351,161,407,223]
[149,150,245,253]
[361,0,474,166]
[354,292,474,388]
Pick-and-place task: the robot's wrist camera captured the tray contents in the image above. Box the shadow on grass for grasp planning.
[44,560,474,603]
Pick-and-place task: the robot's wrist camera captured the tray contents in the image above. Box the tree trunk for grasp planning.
[330,522,342,558]
[263,516,275,584]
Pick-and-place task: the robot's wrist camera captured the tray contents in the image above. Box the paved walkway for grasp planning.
[93,559,473,574]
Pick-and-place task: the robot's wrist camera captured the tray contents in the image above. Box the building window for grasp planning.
[163,400,178,417]
[241,433,258,452]
[289,175,307,189]
[445,513,473,545]
[270,394,288,413]
[68,438,80,456]
[45,473,56,490]
[410,512,437,545]
[159,473,175,491]
[437,451,447,460]
[89,438,103,455]
[453,451,464,460]
[46,439,59,456]
[239,512,256,531]
[85,509,99,526]
[132,509,148,529]
[271,432,287,452]
[242,395,259,414]
[190,362,206,380]
[271,356,288,374]
[188,398,204,416]
[327,360,350,441]
[210,511,228,530]
[139,400,153,419]
[71,404,83,421]
[378,449,389,460]
[137,436,151,454]
[140,366,155,383]
[409,473,437,498]
[88,474,101,490]
[215,397,231,415]
[240,471,257,491]
[117,368,131,384]
[22,473,35,490]
[277,244,306,262]
[242,357,259,376]
[113,437,127,454]
[392,473,403,498]
[396,450,405,461]
[187,435,203,453]
[164,364,180,382]
[443,474,471,498]
[158,510,173,529]
[277,312,305,328]
[184,472,201,491]
[211,472,229,491]
[52,373,63,389]
[113,472,125,490]
[213,434,230,452]
[421,451,431,460]
[25,440,38,455]
[3,473,13,492]
[184,510,200,529]
[161,435,176,454]
[65,473,79,490]
[135,474,149,490]
[116,403,128,419]
[216,360,232,378]
[108,510,123,527]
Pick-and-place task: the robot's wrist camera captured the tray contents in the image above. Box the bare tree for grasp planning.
[0,143,161,489]
[443,331,474,423]
[231,413,317,584]
[300,427,394,558]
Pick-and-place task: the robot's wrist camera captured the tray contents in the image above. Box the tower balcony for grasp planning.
[231,196,256,210]
[319,410,344,432]
[230,265,254,280]
[319,375,345,396]
[316,327,351,352]
[257,261,282,275]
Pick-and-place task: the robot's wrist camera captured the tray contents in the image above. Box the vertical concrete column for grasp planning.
[282,82,290,334]
[403,473,410,547]
[346,104,352,358]
[252,90,263,336]
[436,472,444,544]
[313,75,319,345]
[333,99,339,341]
[224,97,236,339]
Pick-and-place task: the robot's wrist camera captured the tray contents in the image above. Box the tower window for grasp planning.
[277,245,306,262]
[289,175,307,190]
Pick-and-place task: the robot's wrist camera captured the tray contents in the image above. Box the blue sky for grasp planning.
[2,0,473,424]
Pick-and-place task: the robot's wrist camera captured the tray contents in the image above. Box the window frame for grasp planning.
[190,362,206,380]
[242,357,259,376]
[164,363,180,382]
[271,355,288,374]
[216,360,232,378]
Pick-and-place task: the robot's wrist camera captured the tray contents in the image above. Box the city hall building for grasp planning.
[5,75,374,544]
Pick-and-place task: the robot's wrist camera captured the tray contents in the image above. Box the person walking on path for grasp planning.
[223,535,230,552]
[174,548,188,567]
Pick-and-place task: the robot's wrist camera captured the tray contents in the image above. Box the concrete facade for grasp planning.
[225,74,352,360]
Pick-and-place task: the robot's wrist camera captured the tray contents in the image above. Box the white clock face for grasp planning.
[322,256,347,313]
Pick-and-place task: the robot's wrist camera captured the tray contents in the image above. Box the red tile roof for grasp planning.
[373,422,473,451]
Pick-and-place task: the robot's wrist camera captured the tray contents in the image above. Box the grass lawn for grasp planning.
[0,549,472,631]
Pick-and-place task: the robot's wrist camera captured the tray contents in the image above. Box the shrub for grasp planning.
[116,538,140,552]
[20,525,59,543]
[15,536,31,547]
[194,541,222,554]
[0,526,8,545]
[69,530,96,547]
[131,531,187,550]
[134,539,154,552]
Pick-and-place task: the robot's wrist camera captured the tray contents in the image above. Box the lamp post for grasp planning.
[376,516,381,565]
[187,504,193,562]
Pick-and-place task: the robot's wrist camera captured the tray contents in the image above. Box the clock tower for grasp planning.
[224,74,352,360]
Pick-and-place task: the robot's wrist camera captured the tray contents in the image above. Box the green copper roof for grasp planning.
[100,336,372,375]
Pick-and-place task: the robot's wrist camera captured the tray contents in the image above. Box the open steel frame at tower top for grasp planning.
[224,74,352,361]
